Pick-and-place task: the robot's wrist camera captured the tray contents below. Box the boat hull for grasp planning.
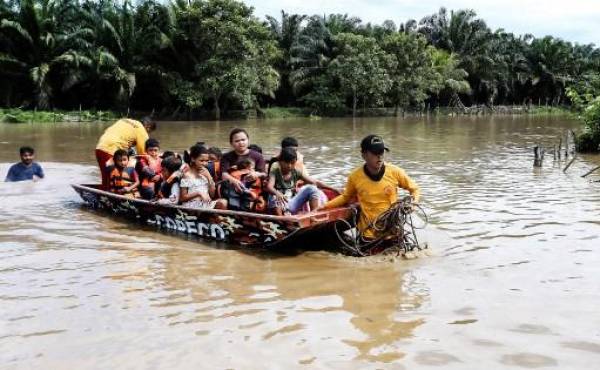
[72,184,354,250]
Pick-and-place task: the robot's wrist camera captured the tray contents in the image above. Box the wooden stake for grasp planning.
[563,156,577,173]
[581,165,600,178]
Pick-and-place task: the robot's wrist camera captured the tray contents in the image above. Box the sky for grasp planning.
[244,0,600,45]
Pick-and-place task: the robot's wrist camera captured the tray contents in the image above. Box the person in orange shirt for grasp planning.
[320,135,420,239]
[95,117,156,189]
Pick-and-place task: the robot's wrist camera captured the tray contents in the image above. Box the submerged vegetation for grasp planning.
[1,0,600,121]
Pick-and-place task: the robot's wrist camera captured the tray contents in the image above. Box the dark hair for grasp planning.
[236,158,254,170]
[278,147,297,163]
[229,128,249,143]
[185,144,208,163]
[281,137,299,148]
[141,116,156,131]
[162,156,182,173]
[19,146,34,155]
[113,149,129,160]
[208,146,222,159]
[248,144,262,154]
[145,138,160,150]
[161,150,175,159]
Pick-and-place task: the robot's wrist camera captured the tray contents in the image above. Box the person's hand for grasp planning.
[229,178,244,193]
[275,191,287,203]
[245,172,257,182]
[199,192,211,202]
[199,167,212,180]
[152,175,161,182]
[32,175,41,182]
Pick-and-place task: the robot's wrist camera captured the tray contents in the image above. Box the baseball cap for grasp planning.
[360,135,389,154]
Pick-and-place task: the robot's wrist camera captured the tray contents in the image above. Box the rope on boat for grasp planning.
[334,196,428,257]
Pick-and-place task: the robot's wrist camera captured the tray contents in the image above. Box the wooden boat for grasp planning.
[72,184,354,251]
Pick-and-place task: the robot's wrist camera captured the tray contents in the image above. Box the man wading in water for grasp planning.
[319,135,420,240]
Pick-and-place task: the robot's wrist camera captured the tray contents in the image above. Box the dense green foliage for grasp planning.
[1,1,600,118]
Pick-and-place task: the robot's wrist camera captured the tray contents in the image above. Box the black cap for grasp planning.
[360,135,389,154]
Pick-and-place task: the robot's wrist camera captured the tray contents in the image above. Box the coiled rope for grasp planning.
[334,196,428,257]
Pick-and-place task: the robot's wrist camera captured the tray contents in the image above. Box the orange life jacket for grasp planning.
[226,168,265,212]
[108,165,137,192]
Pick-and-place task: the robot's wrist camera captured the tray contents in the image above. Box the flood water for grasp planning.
[1,116,600,369]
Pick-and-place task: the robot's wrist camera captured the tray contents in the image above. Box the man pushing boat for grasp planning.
[95,117,156,189]
[319,134,421,252]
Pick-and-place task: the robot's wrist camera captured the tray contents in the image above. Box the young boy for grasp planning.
[269,136,307,175]
[107,149,140,198]
[136,138,162,199]
[156,156,182,205]
[5,146,44,182]
[207,147,222,162]
[266,147,334,216]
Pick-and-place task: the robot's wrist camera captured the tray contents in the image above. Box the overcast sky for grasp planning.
[244,0,599,45]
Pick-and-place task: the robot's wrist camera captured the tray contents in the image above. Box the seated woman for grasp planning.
[136,138,162,199]
[265,147,335,216]
[179,144,226,209]
[221,128,266,194]
[108,149,140,198]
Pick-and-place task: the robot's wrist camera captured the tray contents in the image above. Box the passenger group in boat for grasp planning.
[94,122,421,222]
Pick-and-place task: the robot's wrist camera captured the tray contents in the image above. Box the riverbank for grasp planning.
[0,109,119,123]
[1,105,572,123]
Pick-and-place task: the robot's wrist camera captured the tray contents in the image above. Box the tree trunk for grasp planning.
[352,90,357,117]
[214,94,221,120]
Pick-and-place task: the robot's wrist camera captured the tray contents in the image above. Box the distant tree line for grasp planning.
[1,0,600,118]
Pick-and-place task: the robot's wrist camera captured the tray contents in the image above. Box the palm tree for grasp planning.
[266,10,306,105]
[527,36,574,105]
[289,15,335,99]
[0,0,84,108]
[429,49,471,109]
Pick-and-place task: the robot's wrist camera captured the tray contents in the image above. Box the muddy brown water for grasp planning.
[1,116,599,369]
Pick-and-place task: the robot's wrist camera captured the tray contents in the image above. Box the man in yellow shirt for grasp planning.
[95,117,156,189]
[321,134,420,239]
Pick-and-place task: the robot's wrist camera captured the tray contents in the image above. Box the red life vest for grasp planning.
[135,155,162,188]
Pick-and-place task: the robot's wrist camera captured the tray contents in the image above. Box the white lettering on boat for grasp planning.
[150,214,227,241]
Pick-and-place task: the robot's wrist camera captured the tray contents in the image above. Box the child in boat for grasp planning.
[223,158,266,212]
[266,147,334,216]
[179,144,226,209]
[208,147,222,162]
[136,138,162,199]
[269,136,307,175]
[107,149,140,198]
[156,156,182,205]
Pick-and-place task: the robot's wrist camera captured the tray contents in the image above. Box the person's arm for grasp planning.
[221,155,245,192]
[4,166,16,182]
[34,163,44,179]
[265,173,287,203]
[300,172,336,191]
[321,174,357,209]
[199,168,216,199]
[179,177,198,203]
[123,171,140,193]
[134,125,149,155]
[396,168,420,203]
